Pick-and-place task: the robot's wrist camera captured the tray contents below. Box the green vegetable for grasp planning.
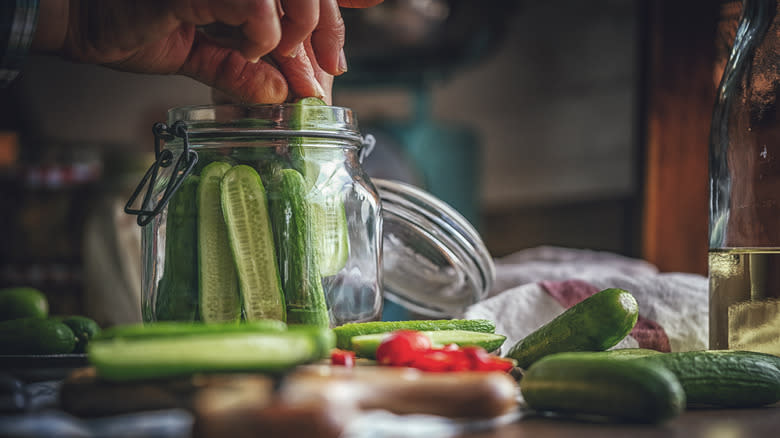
[198,162,241,323]
[289,97,350,276]
[333,319,496,350]
[220,165,286,322]
[88,325,334,381]
[269,169,329,327]
[638,350,780,408]
[156,175,200,321]
[96,320,287,341]
[0,317,76,355]
[0,287,48,321]
[59,316,100,353]
[350,330,506,358]
[506,288,639,369]
[520,352,685,424]
[599,348,663,359]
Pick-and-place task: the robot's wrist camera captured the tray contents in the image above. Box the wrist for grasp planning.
[31,0,68,54]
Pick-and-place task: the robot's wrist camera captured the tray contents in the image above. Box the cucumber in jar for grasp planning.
[156,175,200,321]
[289,97,350,277]
[269,168,330,327]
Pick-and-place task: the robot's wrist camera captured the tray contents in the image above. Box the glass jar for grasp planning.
[709,0,780,353]
[126,103,493,327]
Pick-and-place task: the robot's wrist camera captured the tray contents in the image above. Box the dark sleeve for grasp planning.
[0,0,39,87]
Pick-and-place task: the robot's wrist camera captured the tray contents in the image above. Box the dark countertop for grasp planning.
[463,405,780,438]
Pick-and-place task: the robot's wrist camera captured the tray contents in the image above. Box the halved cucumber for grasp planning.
[350,330,507,359]
[269,169,330,327]
[290,97,350,276]
[88,328,333,381]
[333,319,496,350]
[220,165,286,322]
[309,193,349,276]
[198,162,241,323]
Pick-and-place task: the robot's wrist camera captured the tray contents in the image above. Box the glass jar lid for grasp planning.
[168,103,363,144]
[375,179,495,318]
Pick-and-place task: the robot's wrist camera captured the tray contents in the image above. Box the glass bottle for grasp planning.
[709,0,780,353]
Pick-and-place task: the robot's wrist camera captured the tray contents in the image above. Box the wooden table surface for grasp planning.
[461,405,780,438]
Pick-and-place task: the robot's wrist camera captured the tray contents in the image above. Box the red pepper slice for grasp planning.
[375,330,433,366]
[331,349,356,367]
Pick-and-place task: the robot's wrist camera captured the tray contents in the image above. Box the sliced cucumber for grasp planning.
[96,320,287,341]
[309,194,349,276]
[156,175,200,321]
[269,169,330,327]
[198,162,241,323]
[350,330,507,359]
[333,319,496,350]
[220,165,286,322]
[88,330,328,381]
[289,97,350,276]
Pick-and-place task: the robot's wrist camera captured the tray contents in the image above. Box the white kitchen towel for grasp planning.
[462,246,708,353]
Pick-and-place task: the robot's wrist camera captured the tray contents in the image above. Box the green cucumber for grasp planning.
[156,175,200,321]
[309,193,350,276]
[88,327,333,381]
[0,287,48,321]
[599,348,663,359]
[506,288,639,369]
[96,320,287,341]
[59,316,100,353]
[520,352,685,424]
[0,317,76,355]
[638,350,780,408]
[269,169,330,327]
[289,97,350,276]
[220,165,286,322]
[333,319,496,350]
[350,330,506,359]
[198,162,241,323]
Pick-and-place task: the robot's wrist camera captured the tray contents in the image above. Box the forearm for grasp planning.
[31,0,67,54]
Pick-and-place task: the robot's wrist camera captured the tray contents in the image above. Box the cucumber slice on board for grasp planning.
[269,169,330,327]
[88,330,329,381]
[333,319,496,350]
[350,330,507,359]
[220,165,286,322]
[198,162,241,323]
[97,320,287,341]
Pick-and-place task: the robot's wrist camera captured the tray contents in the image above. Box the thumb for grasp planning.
[179,33,289,103]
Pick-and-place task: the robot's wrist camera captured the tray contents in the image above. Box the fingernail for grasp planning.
[313,80,326,99]
[248,55,260,64]
[338,48,348,73]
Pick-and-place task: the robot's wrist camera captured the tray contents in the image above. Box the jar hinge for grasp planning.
[124,121,199,226]
[359,133,376,163]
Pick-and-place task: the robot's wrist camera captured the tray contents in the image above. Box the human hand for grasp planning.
[32,0,383,103]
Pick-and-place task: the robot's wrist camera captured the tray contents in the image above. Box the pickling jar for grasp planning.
[126,103,494,327]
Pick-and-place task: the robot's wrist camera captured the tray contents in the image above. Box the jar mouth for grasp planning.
[167,103,362,143]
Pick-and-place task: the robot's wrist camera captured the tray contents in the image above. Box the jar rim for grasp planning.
[167,103,362,143]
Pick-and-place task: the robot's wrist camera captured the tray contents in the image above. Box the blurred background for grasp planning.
[0,0,730,321]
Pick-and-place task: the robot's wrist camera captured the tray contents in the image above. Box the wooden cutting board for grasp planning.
[61,365,519,437]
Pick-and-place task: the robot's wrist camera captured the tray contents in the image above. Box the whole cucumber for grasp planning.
[506,288,639,369]
[0,317,76,355]
[520,352,685,424]
[639,350,780,408]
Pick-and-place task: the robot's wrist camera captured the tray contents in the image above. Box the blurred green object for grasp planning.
[0,287,48,321]
[60,315,100,353]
